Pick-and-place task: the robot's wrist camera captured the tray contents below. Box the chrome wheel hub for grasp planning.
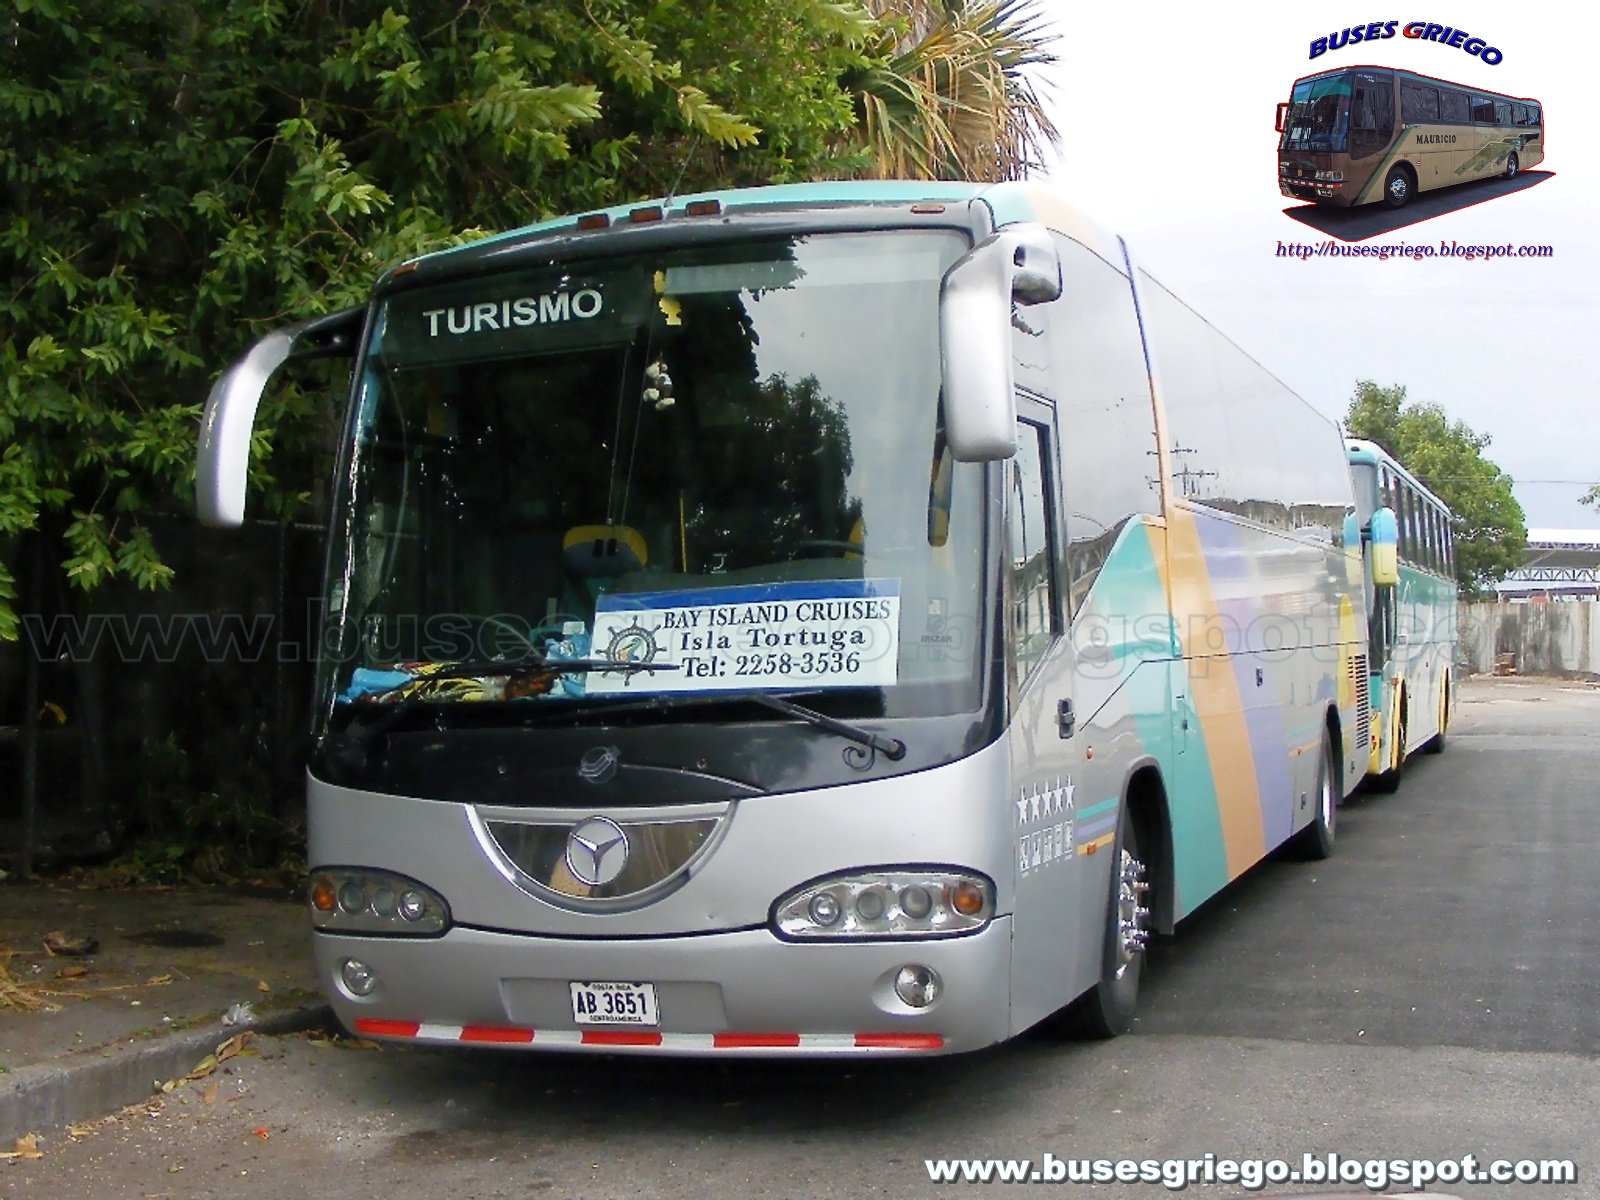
[1388,176,1406,199]
[1114,848,1151,978]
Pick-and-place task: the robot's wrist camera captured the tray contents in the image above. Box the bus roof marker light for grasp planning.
[576,213,610,231]
[910,203,946,214]
[683,199,721,217]
[629,205,664,224]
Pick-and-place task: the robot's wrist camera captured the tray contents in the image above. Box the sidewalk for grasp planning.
[0,881,327,1141]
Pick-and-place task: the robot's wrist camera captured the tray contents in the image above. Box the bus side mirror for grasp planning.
[1368,506,1399,586]
[1276,101,1289,133]
[938,224,1060,462]
[196,307,364,527]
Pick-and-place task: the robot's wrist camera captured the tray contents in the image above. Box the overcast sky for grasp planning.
[1035,0,1597,530]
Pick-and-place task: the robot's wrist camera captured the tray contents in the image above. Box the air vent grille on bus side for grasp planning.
[1350,653,1371,750]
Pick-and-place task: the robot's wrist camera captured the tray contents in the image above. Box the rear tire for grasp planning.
[1369,706,1407,793]
[1382,165,1413,209]
[1061,806,1150,1038]
[1504,152,1520,181]
[1423,685,1448,754]
[1288,730,1337,860]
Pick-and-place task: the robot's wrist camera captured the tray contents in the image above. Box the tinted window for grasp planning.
[1401,84,1440,123]
[1038,234,1161,613]
[1138,271,1352,537]
[1010,420,1057,685]
[1350,73,1396,159]
[1494,101,1511,126]
[1528,103,1542,127]
[1440,90,1471,123]
[1471,96,1496,123]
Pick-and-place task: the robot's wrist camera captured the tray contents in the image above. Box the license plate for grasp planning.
[569,981,659,1027]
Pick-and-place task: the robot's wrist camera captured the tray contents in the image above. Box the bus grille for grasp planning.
[1350,653,1370,749]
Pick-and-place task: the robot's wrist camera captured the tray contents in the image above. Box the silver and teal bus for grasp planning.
[1346,439,1456,790]
[198,182,1369,1055]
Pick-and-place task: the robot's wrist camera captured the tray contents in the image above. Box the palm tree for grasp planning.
[850,0,1059,181]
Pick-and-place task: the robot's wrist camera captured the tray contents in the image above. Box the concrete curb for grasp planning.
[0,1003,333,1143]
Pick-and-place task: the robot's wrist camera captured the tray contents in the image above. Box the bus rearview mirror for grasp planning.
[1369,506,1399,586]
[196,307,364,527]
[938,225,1060,462]
[1276,102,1289,133]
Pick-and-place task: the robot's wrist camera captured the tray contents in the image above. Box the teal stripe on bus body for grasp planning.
[1077,519,1231,914]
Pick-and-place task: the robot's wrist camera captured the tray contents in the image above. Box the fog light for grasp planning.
[900,885,932,919]
[893,964,941,1008]
[808,893,841,926]
[398,890,427,922]
[338,883,366,914]
[340,958,378,997]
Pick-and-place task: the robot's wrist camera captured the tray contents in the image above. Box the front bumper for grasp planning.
[315,917,1014,1056]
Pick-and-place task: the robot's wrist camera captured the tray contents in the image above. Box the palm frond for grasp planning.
[850,0,1059,181]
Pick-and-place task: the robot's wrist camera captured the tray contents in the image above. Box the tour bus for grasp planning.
[1346,440,1456,790]
[1276,66,1544,208]
[198,180,1375,1055]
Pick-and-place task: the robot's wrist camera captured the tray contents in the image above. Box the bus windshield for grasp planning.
[1282,72,1352,153]
[320,230,986,722]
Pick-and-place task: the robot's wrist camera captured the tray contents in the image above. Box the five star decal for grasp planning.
[1016,777,1075,878]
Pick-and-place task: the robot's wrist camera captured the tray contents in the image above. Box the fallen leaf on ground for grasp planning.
[252,1126,270,1139]
[0,1133,44,1160]
[67,1124,96,1140]
[42,931,98,956]
[203,1080,219,1106]
[256,980,270,993]
[145,974,172,986]
[55,965,88,979]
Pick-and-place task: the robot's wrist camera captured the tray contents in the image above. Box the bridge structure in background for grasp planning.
[1495,528,1600,601]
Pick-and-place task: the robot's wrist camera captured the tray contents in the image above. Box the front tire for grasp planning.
[1062,807,1150,1038]
[1382,165,1413,209]
[1369,706,1407,793]
[1504,152,1520,180]
[1288,730,1337,860]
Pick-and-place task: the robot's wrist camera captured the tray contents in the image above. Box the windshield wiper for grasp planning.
[746,693,907,762]
[585,690,906,762]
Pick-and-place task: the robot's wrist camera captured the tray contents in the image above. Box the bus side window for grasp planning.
[1398,487,1415,565]
[1401,84,1439,124]
[1350,73,1395,159]
[1440,90,1470,123]
[1010,419,1058,686]
[1471,96,1496,124]
[1494,101,1511,127]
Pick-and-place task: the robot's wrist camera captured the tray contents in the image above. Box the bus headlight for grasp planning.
[772,869,994,940]
[310,869,450,936]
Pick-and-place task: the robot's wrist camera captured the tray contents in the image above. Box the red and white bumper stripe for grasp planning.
[353,1018,943,1052]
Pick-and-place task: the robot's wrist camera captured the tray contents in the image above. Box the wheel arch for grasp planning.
[1119,758,1175,935]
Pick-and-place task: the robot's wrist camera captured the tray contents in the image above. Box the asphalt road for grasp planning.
[8,677,1599,1200]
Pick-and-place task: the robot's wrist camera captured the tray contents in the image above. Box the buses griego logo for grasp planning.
[1310,21,1503,65]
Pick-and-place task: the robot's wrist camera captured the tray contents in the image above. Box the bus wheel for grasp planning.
[1288,730,1337,860]
[1382,165,1413,209]
[1423,683,1448,754]
[1369,708,1406,793]
[1063,808,1150,1038]
[1503,152,1519,180]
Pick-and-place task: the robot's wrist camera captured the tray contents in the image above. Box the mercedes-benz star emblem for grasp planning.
[565,817,630,887]
[577,745,620,785]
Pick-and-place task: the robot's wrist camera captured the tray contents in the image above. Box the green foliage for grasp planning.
[11,0,1014,635]
[1346,380,1527,596]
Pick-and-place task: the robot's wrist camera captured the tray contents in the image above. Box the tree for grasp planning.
[0,0,1061,641]
[851,0,1058,180]
[1345,381,1527,595]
